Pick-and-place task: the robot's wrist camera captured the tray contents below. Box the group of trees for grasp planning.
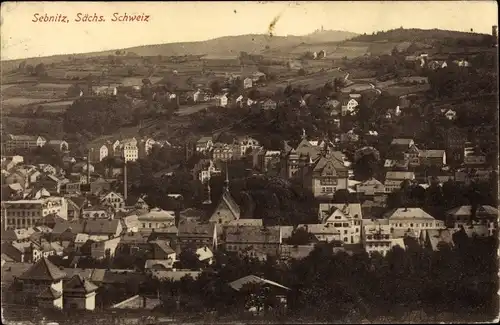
[63,96,135,137]
[136,235,497,322]
[18,61,47,77]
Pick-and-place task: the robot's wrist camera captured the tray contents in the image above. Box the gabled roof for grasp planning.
[387,208,435,220]
[64,274,98,293]
[229,275,290,291]
[385,171,415,180]
[18,257,66,281]
[418,150,446,158]
[151,240,175,255]
[225,225,281,244]
[38,286,63,299]
[446,205,498,218]
[84,219,121,235]
[311,152,347,174]
[209,190,241,223]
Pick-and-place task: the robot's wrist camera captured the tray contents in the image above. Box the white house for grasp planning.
[384,171,415,193]
[243,78,253,89]
[445,109,457,121]
[318,203,363,244]
[341,97,359,116]
[215,94,228,107]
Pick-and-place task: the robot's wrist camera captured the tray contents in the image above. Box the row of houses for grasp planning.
[87,137,170,163]
[3,135,68,153]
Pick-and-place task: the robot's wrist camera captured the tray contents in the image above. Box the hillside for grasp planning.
[0,31,358,71]
[348,28,490,44]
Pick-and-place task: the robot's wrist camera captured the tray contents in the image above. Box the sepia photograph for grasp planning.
[0,1,498,324]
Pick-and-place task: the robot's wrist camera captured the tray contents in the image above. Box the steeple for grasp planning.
[223,162,229,192]
[301,128,307,140]
[203,179,212,205]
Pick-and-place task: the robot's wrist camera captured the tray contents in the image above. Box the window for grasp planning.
[356,228,359,233]
[334,223,342,227]
[344,230,348,234]
[342,223,349,227]
[343,237,348,242]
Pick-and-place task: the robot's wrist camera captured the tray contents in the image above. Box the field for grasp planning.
[384,83,430,96]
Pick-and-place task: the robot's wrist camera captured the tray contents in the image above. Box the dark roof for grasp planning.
[84,219,121,235]
[225,226,281,244]
[18,257,66,281]
[38,286,62,299]
[63,275,98,293]
[51,220,86,236]
[67,196,87,209]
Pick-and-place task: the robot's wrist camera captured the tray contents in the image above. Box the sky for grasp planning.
[1,1,498,60]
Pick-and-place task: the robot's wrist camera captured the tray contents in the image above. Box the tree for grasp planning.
[209,80,222,95]
[34,63,47,77]
[25,64,34,75]
[176,246,203,270]
[287,228,315,245]
[352,147,380,181]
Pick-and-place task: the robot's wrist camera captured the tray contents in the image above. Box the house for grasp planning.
[341,94,360,116]
[51,220,86,242]
[227,219,263,227]
[254,149,281,173]
[5,135,46,152]
[215,94,228,107]
[83,219,123,238]
[362,219,405,257]
[81,205,114,220]
[151,239,176,260]
[208,182,241,225]
[296,224,340,242]
[63,275,98,310]
[305,152,349,198]
[356,178,385,196]
[318,203,363,244]
[196,136,214,153]
[136,208,175,230]
[386,208,446,235]
[446,205,498,235]
[100,191,125,210]
[243,78,253,89]
[37,174,68,194]
[225,225,282,258]
[3,197,69,230]
[463,149,487,166]
[15,257,65,309]
[262,99,277,110]
[72,162,95,174]
[420,229,454,251]
[195,246,214,265]
[384,171,415,193]
[235,95,244,107]
[212,144,239,162]
[1,155,24,171]
[235,136,261,156]
[279,244,315,261]
[138,138,157,158]
[418,150,447,167]
[90,236,121,260]
[228,275,290,314]
[46,140,69,153]
[445,109,457,121]
[177,220,218,250]
[88,144,109,163]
